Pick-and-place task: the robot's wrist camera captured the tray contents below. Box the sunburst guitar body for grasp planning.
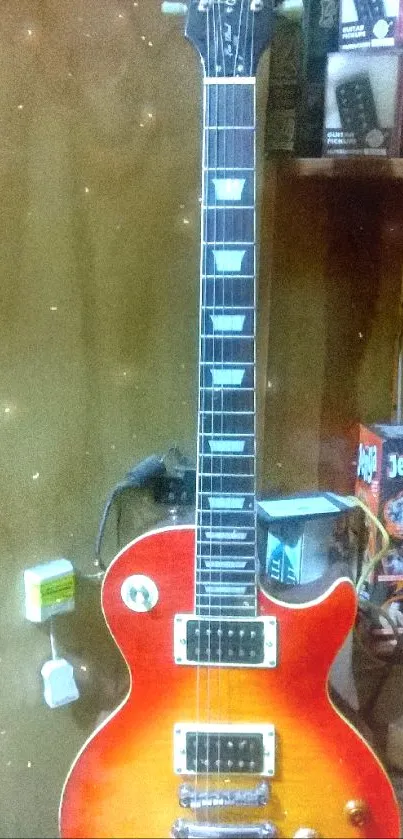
[60,526,400,839]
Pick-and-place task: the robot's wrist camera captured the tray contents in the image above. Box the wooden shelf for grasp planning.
[268,157,403,179]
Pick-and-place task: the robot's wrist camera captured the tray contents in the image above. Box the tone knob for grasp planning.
[293,829,320,838]
[344,799,369,826]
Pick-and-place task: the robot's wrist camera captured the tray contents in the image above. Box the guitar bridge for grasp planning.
[179,781,269,809]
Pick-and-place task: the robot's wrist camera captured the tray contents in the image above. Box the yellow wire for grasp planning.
[346,495,390,594]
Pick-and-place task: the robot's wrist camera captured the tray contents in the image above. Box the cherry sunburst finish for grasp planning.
[60,527,401,839]
[60,1,400,837]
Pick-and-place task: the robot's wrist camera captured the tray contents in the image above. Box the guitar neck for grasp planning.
[196,78,257,618]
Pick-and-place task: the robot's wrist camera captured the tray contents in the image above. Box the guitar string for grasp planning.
[216,0,224,814]
[196,0,258,817]
[250,4,257,622]
[208,0,223,809]
[195,2,211,812]
[195,0,216,821]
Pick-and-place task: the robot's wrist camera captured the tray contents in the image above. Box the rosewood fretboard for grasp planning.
[196,79,257,618]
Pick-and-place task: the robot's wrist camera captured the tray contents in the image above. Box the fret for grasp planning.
[197,571,256,580]
[201,431,254,437]
[204,227,254,246]
[205,166,255,172]
[204,241,255,247]
[199,391,254,412]
[196,606,256,616]
[200,361,254,366]
[205,129,254,168]
[198,525,255,531]
[202,274,254,278]
[197,603,256,611]
[198,544,255,551]
[206,125,255,131]
[199,457,255,467]
[196,596,256,604]
[197,561,256,571]
[206,83,255,127]
[198,510,255,519]
[198,564,255,573]
[200,337,254,364]
[200,416,254,436]
[199,472,255,477]
[200,334,255,340]
[202,282,254,308]
[197,574,256,583]
[199,478,254,496]
[200,490,254,498]
[197,589,256,597]
[197,567,256,576]
[197,557,256,565]
[197,541,255,556]
[199,462,255,477]
[199,409,255,414]
[203,205,255,210]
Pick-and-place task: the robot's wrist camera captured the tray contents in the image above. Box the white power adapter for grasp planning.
[41,658,79,709]
[39,616,80,709]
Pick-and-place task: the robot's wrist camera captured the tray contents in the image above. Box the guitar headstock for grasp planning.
[163,0,274,78]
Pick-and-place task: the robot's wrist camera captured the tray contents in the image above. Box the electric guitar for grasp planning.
[59,2,401,837]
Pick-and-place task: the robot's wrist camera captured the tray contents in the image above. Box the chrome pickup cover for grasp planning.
[174,615,277,668]
[171,820,278,838]
[174,723,275,776]
[179,781,269,809]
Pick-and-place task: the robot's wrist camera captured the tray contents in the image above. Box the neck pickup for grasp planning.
[174,615,277,668]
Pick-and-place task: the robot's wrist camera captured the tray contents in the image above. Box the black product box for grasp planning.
[302,0,340,59]
[323,50,403,156]
[294,0,339,156]
[265,15,302,156]
[340,0,402,49]
[294,58,328,157]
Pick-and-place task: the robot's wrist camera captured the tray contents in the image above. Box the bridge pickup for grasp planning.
[174,615,277,668]
[174,724,275,776]
[179,781,269,809]
[171,820,278,838]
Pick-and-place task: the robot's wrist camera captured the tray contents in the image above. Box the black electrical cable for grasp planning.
[95,454,166,570]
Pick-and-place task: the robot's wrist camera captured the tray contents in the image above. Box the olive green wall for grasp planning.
[1,2,403,837]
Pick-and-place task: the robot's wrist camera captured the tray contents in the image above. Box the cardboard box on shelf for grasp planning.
[323,50,403,157]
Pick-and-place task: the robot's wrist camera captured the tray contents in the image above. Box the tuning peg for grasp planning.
[161,1,188,14]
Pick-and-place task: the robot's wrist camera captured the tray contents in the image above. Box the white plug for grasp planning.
[41,658,79,709]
